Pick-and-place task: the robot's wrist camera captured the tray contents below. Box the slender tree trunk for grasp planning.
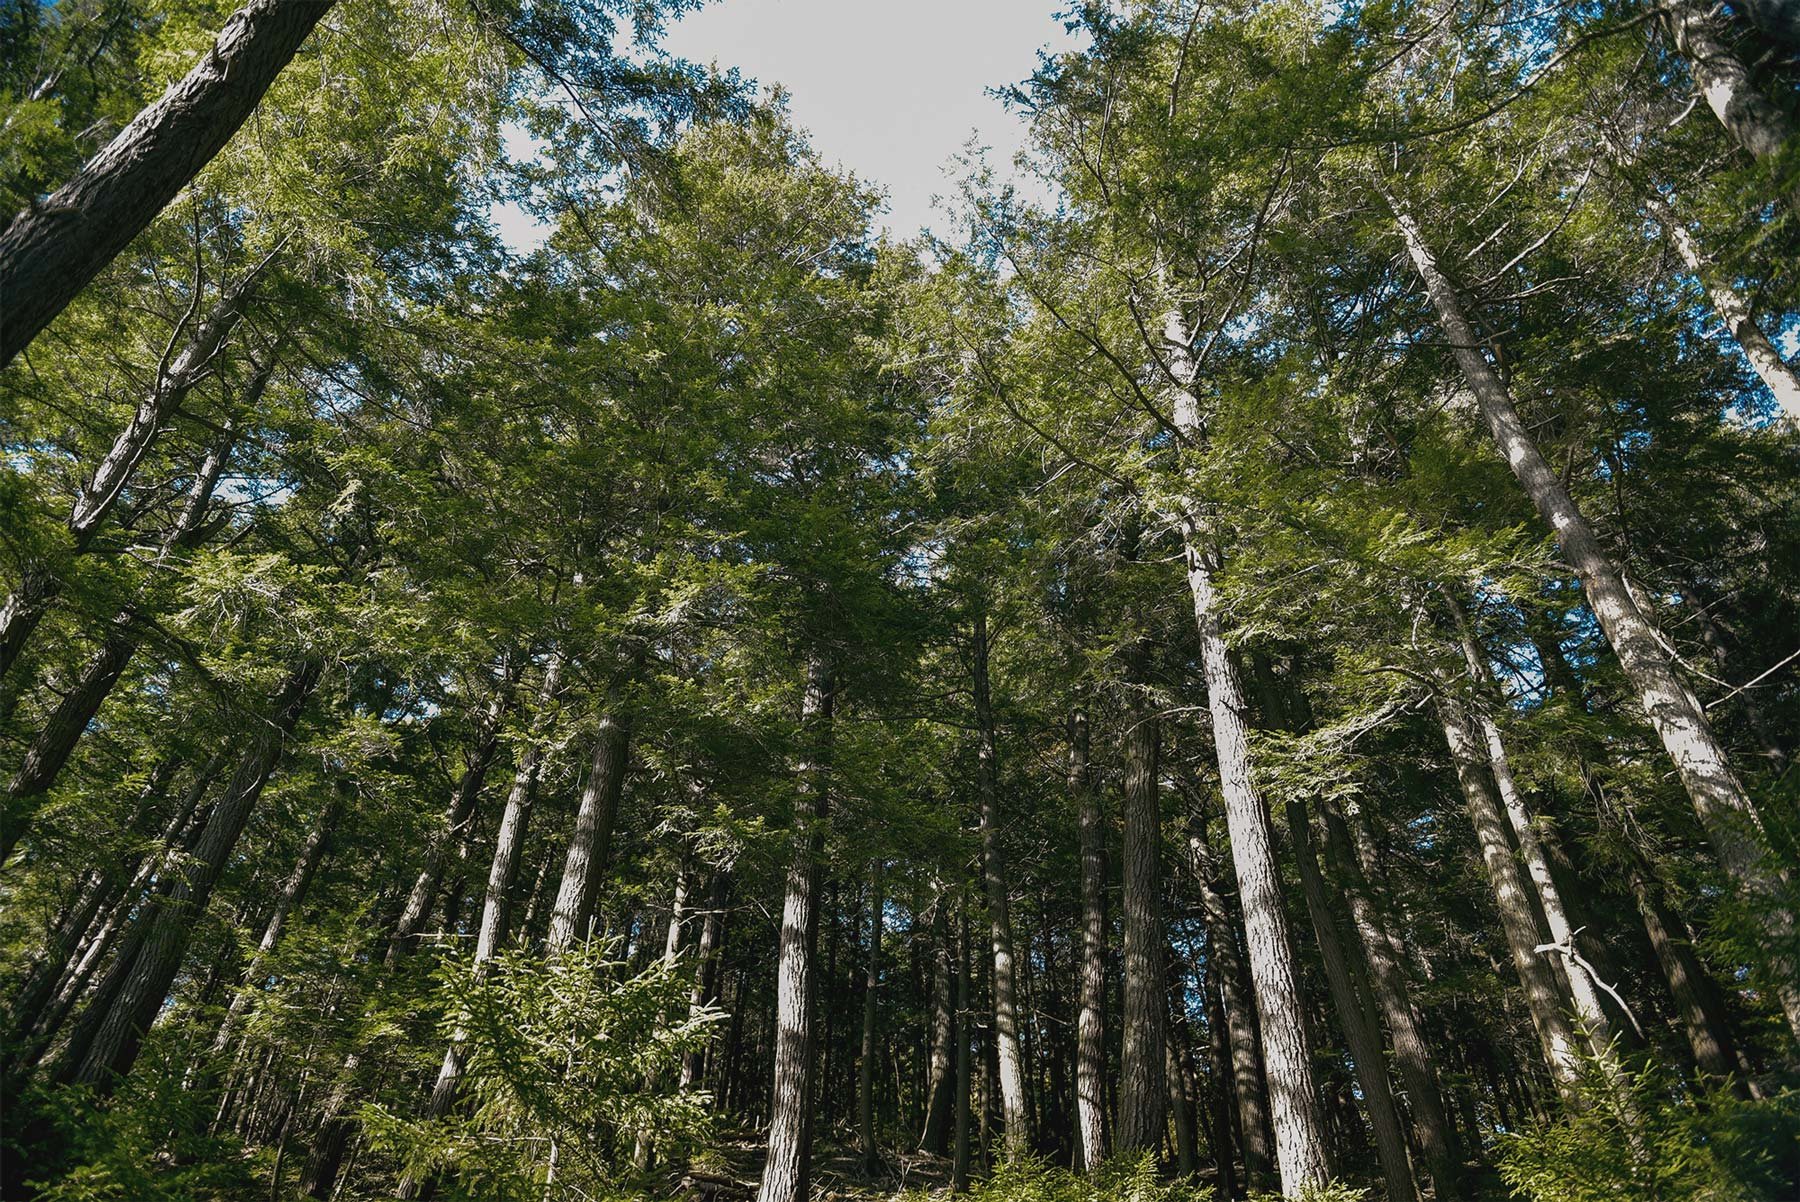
[681,872,731,1093]
[398,653,563,1199]
[1436,694,1584,1089]
[971,609,1031,1159]
[1199,942,1242,1202]
[861,859,884,1173]
[1287,798,1417,1202]
[545,702,632,952]
[4,421,239,853]
[1640,187,1800,430]
[953,907,972,1192]
[57,661,319,1092]
[1318,798,1459,1196]
[1186,820,1276,1189]
[1070,704,1109,1171]
[0,269,268,686]
[1116,675,1167,1156]
[1382,190,1800,1040]
[921,900,957,1154]
[757,652,834,1202]
[0,1,332,365]
[1629,863,1753,1095]
[1658,0,1796,166]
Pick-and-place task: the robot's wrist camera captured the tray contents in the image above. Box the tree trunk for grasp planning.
[1658,0,1796,165]
[1287,798,1417,1202]
[3,422,240,860]
[399,652,563,1199]
[681,871,731,1093]
[1070,703,1109,1171]
[1382,189,1800,1040]
[1436,694,1584,1089]
[953,907,972,1192]
[921,898,957,1154]
[1186,820,1276,1190]
[971,608,1031,1159]
[1319,798,1460,1196]
[58,661,319,1092]
[756,652,834,1202]
[1629,862,1752,1095]
[860,859,884,1173]
[0,0,333,365]
[545,703,632,952]
[1199,939,1242,1202]
[1116,676,1167,1157]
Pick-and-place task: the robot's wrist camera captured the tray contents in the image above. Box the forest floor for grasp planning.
[673,1134,965,1200]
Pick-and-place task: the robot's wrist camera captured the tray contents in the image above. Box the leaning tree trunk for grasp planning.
[757,652,834,1202]
[1165,311,1331,1196]
[1658,0,1796,168]
[3,420,241,860]
[1629,862,1754,1095]
[1070,704,1109,1171]
[971,609,1031,1159]
[1115,674,1167,1156]
[1447,595,1628,1070]
[1318,798,1460,1196]
[398,652,564,1200]
[1288,798,1417,1202]
[59,660,320,1092]
[545,700,632,952]
[1382,188,1800,1040]
[0,267,269,687]
[1436,693,1584,1090]
[0,0,333,365]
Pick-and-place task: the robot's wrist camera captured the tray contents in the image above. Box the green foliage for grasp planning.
[1498,1057,1800,1202]
[361,940,722,1200]
[901,1157,1368,1202]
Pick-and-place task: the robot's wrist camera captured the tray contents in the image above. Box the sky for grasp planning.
[493,0,1083,251]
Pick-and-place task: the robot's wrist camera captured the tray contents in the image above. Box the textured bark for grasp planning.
[1186,821,1276,1189]
[0,0,332,365]
[1199,946,1241,1202]
[1641,188,1800,431]
[953,908,972,1192]
[1319,799,1459,1196]
[1165,1032,1196,1175]
[1659,0,1796,164]
[1447,599,1626,1072]
[971,609,1031,1159]
[1437,696,1583,1089]
[399,653,564,1199]
[545,704,632,952]
[1116,680,1167,1156]
[1384,191,1800,1040]
[860,859,884,1172]
[59,661,319,1092]
[920,901,957,1154]
[1070,704,1109,1170]
[1288,799,1417,1202]
[1739,0,1800,47]
[1630,864,1751,1094]
[756,653,833,1202]
[680,872,730,1093]
[3,423,239,860]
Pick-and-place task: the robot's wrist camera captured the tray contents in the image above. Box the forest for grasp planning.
[1,0,1798,1199]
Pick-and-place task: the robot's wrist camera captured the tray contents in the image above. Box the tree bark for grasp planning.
[3,421,240,860]
[1116,676,1167,1157]
[1382,188,1800,1040]
[1318,798,1459,1196]
[57,660,319,1092]
[1186,819,1276,1189]
[756,652,834,1202]
[1070,704,1109,1171]
[1658,0,1796,165]
[953,907,973,1191]
[860,858,884,1173]
[920,898,957,1154]
[0,0,332,365]
[971,608,1031,1159]
[1288,798,1417,1202]
[398,652,563,1199]
[545,702,632,952]
[1629,861,1752,1095]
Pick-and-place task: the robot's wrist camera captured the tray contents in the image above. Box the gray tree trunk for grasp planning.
[1383,189,1800,1040]
[756,653,834,1202]
[860,859,884,1172]
[920,898,957,1154]
[0,0,332,365]
[1116,677,1167,1156]
[545,702,632,953]
[1070,704,1109,1170]
[1659,0,1796,166]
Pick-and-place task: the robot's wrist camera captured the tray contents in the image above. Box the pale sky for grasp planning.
[494,1,1082,251]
